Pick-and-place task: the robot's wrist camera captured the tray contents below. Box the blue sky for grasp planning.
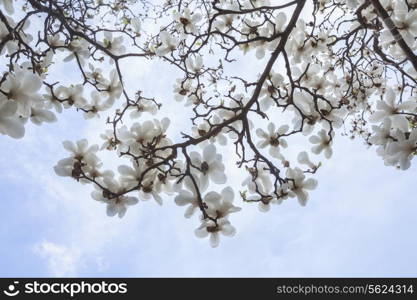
[1,0,417,278]
[1,110,417,277]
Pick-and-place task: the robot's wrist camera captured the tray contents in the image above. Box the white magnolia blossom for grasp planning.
[102,31,126,56]
[101,70,123,101]
[185,55,203,73]
[256,123,289,160]
[0,0,14,15]
[128,100,158,119]
[0,69,43,118]
[54,139,99,178]
[297,151,316,170]
[190,144,227,190]
[383,129,417,170]
[175,178,202,218]
[92,177,139,218]
[0,100,24,138]
[55,84,87,109]
[286,167,318,206]
[369,88,417,131]
[83,91,114,119]
[64,38,90,65]
[204,186,241,219]
[174,8,202,34]
[309,129,334,159]
[155,31,179,56]
[30,105,57,125]
[195,218,236,248]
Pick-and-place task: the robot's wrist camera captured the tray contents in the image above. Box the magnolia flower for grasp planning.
[242,165,280,212]
[138,172,163,205]
[195,218,236,248]
[259,72,285,110]
[30,106,57,125]
[54,139,99,177]
[102,31,126,56]
[0,100,24,138]
[0,0,14,14]
[185,55,203,73]
[191,117,227,147]
[174,178,200,218]
[55,84,86,109]
[118,161,145,188]
[155,31,179,56]
[0,17,17,55]
[63,38,90,65]
[286,167,317,206]
[385,129,417,170]
[309,129,333,158]
[131,17,141,34]
[102,70,123,101]
[370,118,394,147]
[83,91,113,119]
[256,123,289,159]
[1,69,43,118]
[85,64,106,85]
[173,78,192,102]
[175,8,202,33]
[369,89,416,131]
[204,186,241,219]
[100,129,119,150]
[129,101,158,119]
[297,151,316,170]
[92,178,139,218]
[118,122,156,155]
[392,1,417,47]
[190,144,227,190]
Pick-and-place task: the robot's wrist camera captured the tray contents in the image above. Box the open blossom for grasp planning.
[30,105,57,125]
[256,123,289,160]
[1,69,43,118]
[194,218,236,248]
[286,167,318,206]
[297,151,316,170]
[185,55,203,73]
[63,38,90,65]
[174,8,202,34]
[190,144,227,191]
[83,91,113,119]
[54,139,99,177]
[370,118,395,147]
[92,178,139,218]
[309,129,333,159]
[101,70,123,101]
[131,17,141,34]
[55,84,87,109]
[204,187,241,219]
[0,0,14,14]
[191,117,227,147]
[128,100,158,119]
[391,1,417,47]
[118,161,162,205]
[102,31,126,56]
[384,129,417,170]
[155,31,179,56]
[369,88,416,131]
[174,177,201,218]
[0,100,24,138]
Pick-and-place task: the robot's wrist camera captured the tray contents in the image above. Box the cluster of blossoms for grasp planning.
[2,0,417,246]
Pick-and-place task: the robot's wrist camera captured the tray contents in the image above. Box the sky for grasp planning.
[1,0,417,278]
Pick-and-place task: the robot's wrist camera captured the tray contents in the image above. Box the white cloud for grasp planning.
[34,241,81,277]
